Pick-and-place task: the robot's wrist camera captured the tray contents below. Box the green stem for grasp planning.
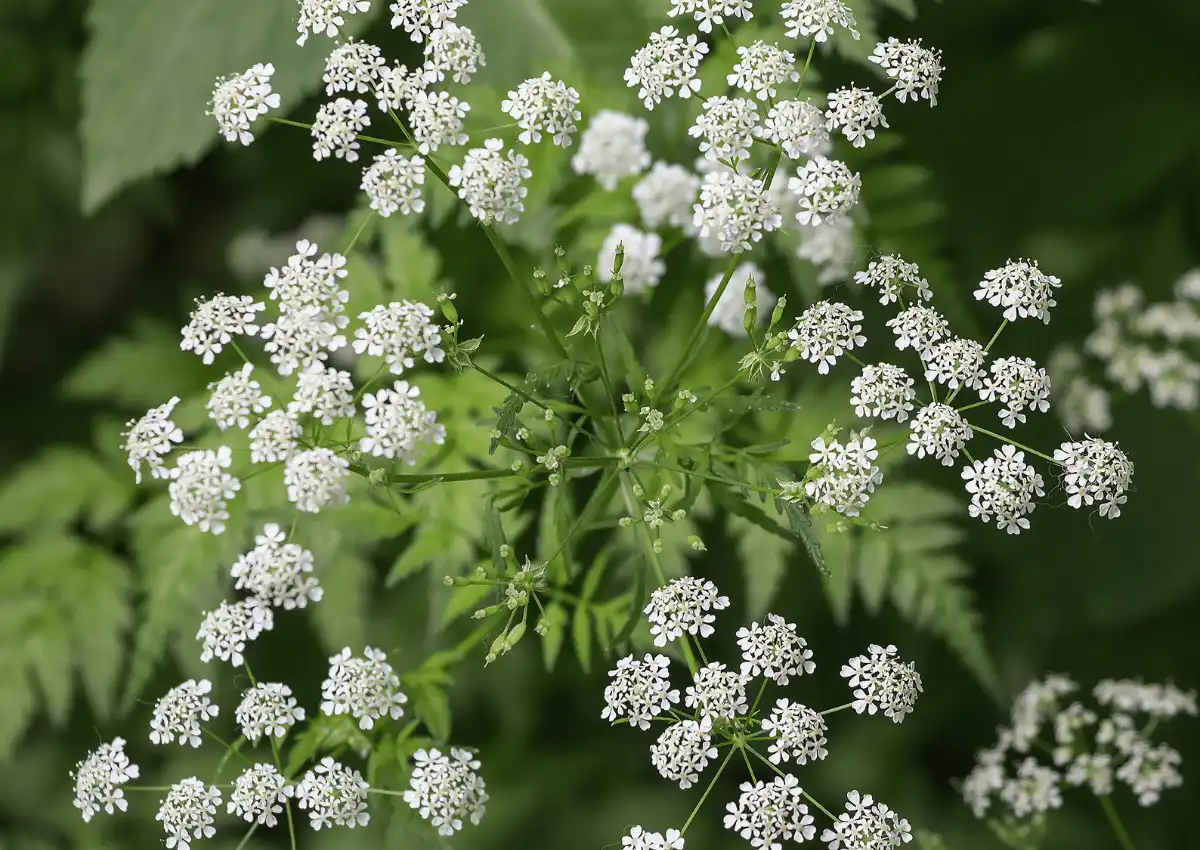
[746,745,836,820]
[796,39,818,93]
[956,400,991,413]
[970,424,1059,464]
[1099,795,1138,850]
[343,212,374,254]
[983,319,1009,354]
[480,225,570,359]
[680,746,737,834]
[267,116,410,149]
[636,460,776,495]
[659,256,740,402]
[820,702,854,716]
[270,735,298,850]
[233,824,259,850]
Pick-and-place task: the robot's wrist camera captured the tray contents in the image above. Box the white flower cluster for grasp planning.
[231,523,324,609]
[235,683,306,742]
[962,675,1196,819]
[360,380,446,462]
[403,747,489,835]
[320,646,409,730]
[71,737,140,822]
[605,580,916,850]
[149,679,220,747]
[782,433,882,517]
[705,262,777,337]
[293,757,371,830]
[209,63,280,145]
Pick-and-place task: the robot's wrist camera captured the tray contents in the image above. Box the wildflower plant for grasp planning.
[62,0,1164,847]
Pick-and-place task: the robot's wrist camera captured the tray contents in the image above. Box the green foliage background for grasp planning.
[1,0,1197,848]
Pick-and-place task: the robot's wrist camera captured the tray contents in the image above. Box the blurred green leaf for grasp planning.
[0,446,133,535]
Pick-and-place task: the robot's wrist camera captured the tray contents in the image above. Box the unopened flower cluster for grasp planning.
[607,577,917,849]
[961,675,1196,824]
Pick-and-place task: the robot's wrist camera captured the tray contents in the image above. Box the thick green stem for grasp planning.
[267,116,410,149]
[1099,795,1138,850]
[680,746,737,834]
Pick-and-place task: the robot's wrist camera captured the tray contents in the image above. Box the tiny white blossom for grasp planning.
[249,410,302,463]
[260,306,348,375]
[1053,437,1134,519]
[375,61,425,112]
[228,764,290,827]
[887,303,949,354]
[296,0,371,46]
[353,300,444,374]
[796,433,882,517]
[236,683,306,742]
[625,26,709,109]
[790,157,861,226]
[209,63,280,145]
[290,364,356,424]
[907,402,973,466]
[851,363,917,422]
[285,448,350,513]
[181,293,265,365]
[572,110,651,190]
[409,90,471,154]
[825,86,888,148]
[403,747,488,835]
[780,0,859,42]
[763,699,829,765]
[689,96,760,162]
[757,99,830,159]
[71,738,140,822]
[360,380,446,463]
[1093,679,1197,718]
[421,22,485,85]
[975,259,1061,323]
[389,0,466,42]
[999,758,1063,818]
[645,576,730,646]
[623,826,686,850]
[728,41,798,101]
[1116,741,1184,806]
[156,777,221,850]
[923,336,987,391]
[168,447,240,534]
[797,217,856,285]
[634,162,701,231]
[788,300,866,374]
[724,774,816,848]
[693,170,782,253]
[737,614,815,684]
[207,362,272,430]
[668,0,753,33]
[962,445,1046,535]
[870,38,943,105]
[501,72,582,147]
[149,679,219,747]
[840,644,922,722]
[323,39,385,96]
[263,238,350,324]
[820,790,912,849]
[598,224,665,293]
[231,523,323,609]
[447,138,532,225]
[293,757,371,830]
[651,716,719,789]
[311,97,370,163]
[685,662,749,720]
[981,357,1052,428]
[197,598,274,667]
[321,646,408,730]
[362,148,426,217]
[706,262,776,338]
[602,653,681,729]
[854,254,931,305]
[121,396,184,483]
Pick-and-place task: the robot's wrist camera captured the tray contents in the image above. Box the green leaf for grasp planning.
[311,548,372,654]
[855,534,892,616]
[0,447,133,535]
[440,584,492,630]
[458,0,578,83]
[408,682,452,743]
[484,498,507,573]
[729,515,790,620]
[79,0,381,211]
[571,605,593,672]
[541,601,568,671]
[775,498,828,576]
[489,388,527,455]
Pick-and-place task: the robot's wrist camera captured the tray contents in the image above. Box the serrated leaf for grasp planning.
[408,682,452,744]
[440,584,492,630]
[855,533,891,615]
[572,605,593,672]
[311,548,372,654]
[819,531,855,625]
[775,498,828,576]
[79,0,381,211]
[484,498,507,573]
[730,515,790,620]
[379,218,442,300]
[0,662,34,760]
[489,389,527,455]
[541,601,568,671]
[0,447,134,535]
[458,0,578,84]
[61,317,211,409]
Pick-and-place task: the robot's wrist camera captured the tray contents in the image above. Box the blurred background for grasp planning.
[1,0,1198,848]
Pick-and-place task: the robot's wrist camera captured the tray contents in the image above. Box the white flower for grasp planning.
[780,0,859,42]
[1065,752,1114,796]
[168,447,240,535]
[293,757,371,830]
[422,22,485,85]
[598,224,665,293]
[1054,437,1134,519]
[798,433,882,517]
[375,61,425,112]
[71,738,140,822]
[236,683,306,742]
[623,826,686,850]
[685,662,749,720]
[840,644,922,722]
[870,38,943,105]
[651,716,719,789]
[228,764,290,827]
[999,758,1062,818]
[408,90,471,154]
[121,396,184,483]
[907,402,973,466]
[1008,674,1077,752]
[851,363,917,422]
[788,300,866,374]
[360,380,445,462]
[728,41,798,101]
[1093,679,1197,718]
[1116,741,1184,806]
[390,0,466,42]
[790,157,861,226]
[975,258,1061,323]
[209,63,280,145]
[634,162,701,231]
[207,362,272,430]
[362,149,426,217]
[231,523,324,609]
[447,138,531,225]
[981,357,1052,428]
[690,96,760,162]
[825,86,888,148]
[285,448,350,513]
[887,303,949,354]
[181,293,264,365]
[923,336,987,391]
[249,410,302,463]
[290,364,356,424]
[625,26,709,109]
[668,0,753,33]
[1048,347,1112,433]
[820,790,912,850]
[763,699,828,765]
[321,646,408,730]
[724,774,816,848]
[693,170,782,253]
[706,262,775,337]
[854,254,931,305]
[403,747,488,835]
[296,0,371,46]
[572,110,651,190]
[797,217,855,285]
[311,97,370,163]
[197,599,274,667]
[602,653,681,729]
[502,72,582,147]
[645,576,730,646]
[736,614,814,685]
[156,777,221,850]
[962,445,1046,535]
[323,39,385,96]
[961,745,1007,817]
[353,300,444,374]
[149,679,219,747]
[263,238,350,324]
[260,307,348,375]
[757,99,829,159]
